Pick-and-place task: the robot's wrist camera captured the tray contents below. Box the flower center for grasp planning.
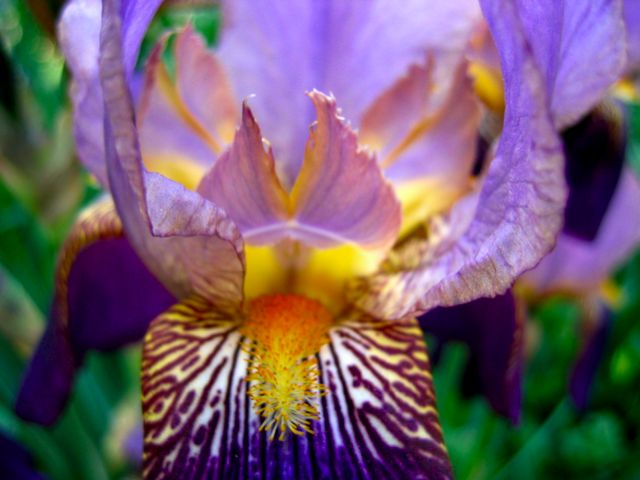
[241,294,333,441]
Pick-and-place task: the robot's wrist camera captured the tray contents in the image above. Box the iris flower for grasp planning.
[15,0,629,477]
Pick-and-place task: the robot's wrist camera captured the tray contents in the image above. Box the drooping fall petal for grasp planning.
[420,291,523,423]
[16,200,174,425]
[0,430,45,480]
[142,296,451,479]
[100,0,245,309]
[352,0,566,319]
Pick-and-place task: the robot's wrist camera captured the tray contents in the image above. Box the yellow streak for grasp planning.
[468,61,505,114]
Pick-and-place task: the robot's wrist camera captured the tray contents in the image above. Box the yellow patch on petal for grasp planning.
[468,61,504,114]
[143,154,206,190]
[242,294,333,441]
[395,178,469,238]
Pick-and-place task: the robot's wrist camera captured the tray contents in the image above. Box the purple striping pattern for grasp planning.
[142,297,451,479]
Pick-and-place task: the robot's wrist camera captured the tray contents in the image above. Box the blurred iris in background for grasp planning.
[1,0,639,479]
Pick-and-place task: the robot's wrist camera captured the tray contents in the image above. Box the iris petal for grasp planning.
[16,199,174,425]
[142,298,451,479]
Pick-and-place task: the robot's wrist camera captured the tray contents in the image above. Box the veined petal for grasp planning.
[138,26,239,185]
[352,0,566,319]
[218,0,481,186]
[197,104,290,244]
[523,167,640,294]
[420,291,523,423]
[361,59,481,234]
[290,91,401,250]
[58,0,163,186]
[512,0,627,128]
[100,0,245,309]
[16,199,174,425]
[142,297,451,479]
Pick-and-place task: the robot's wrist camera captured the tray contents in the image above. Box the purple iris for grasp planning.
[15,0,632,477]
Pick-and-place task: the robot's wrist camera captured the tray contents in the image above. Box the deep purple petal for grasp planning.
[15,200,175,425]
[512,0,627,128]
[100,0,245,308]
[0,431,45,480]
[420,291,523,423]
[352,0,566,319]
[569,304,612,411]
[218,0,481,187]
[142,298,451,479]
[562,101,626,241]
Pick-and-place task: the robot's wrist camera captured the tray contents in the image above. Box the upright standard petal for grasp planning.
[420,291,523,423]
[218,0,481,186]
[16,199,175,425]
[138,26,239,184]
[142,297,451,479]
[512,0,627,128]
[290,91,401,250]
[58,0,163,185]
[625,0,640,71]
[352,0,566,319]
[100,0,245,309]
[197,104,290,244]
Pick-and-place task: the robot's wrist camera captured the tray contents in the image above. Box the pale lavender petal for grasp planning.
[523,168,640,294]
[100,0,245,309]
[351,0,566,319]
[624,0,640,71]
[513,0,627,128]
[218,0,481,186]
[362,59,480,186]
[290,91,401,250]
[197,104,290,244]
[137,43,217,178]
[142,298,451,479]
[59,0,163,186]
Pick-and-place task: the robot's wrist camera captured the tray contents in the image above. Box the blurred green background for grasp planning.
[0,1,639,478]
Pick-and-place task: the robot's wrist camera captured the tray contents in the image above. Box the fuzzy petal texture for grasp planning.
[218,0,481,186]
[58,0,163,185]
[142,297,451,479]
[420,291,523,423]
[100,0,245,309]
[15,200,174,426]
[512,0,627,129]
[523,167,640,294]
[352,0,566,319]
